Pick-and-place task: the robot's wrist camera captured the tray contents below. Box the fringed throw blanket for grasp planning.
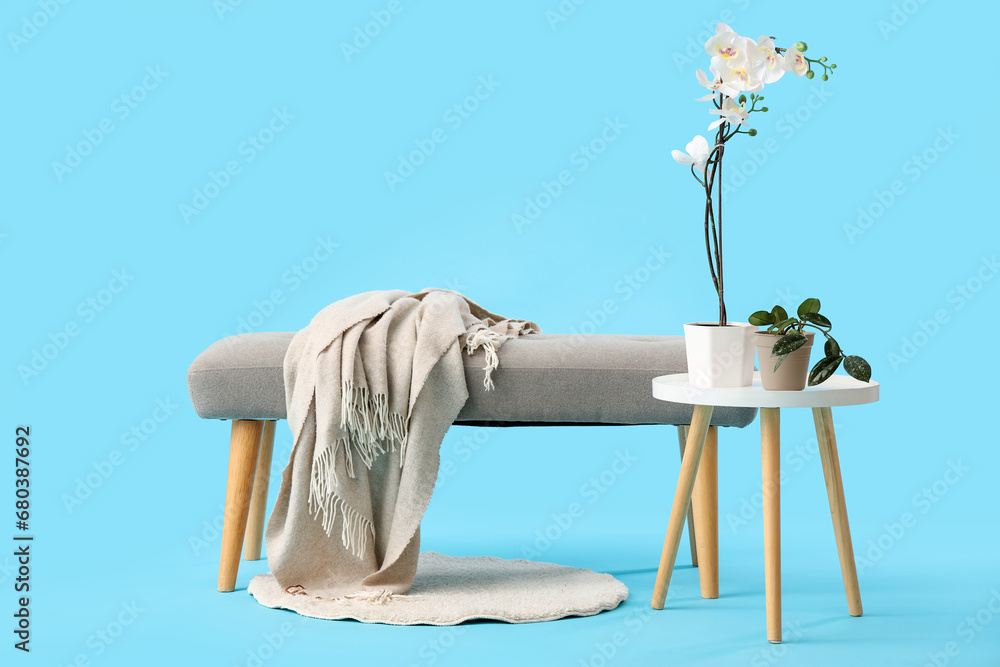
[258,289,538,600]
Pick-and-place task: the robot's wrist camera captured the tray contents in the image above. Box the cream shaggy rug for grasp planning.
[248,552,628,625]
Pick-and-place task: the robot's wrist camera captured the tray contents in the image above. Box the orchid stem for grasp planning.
[715,105,726,327]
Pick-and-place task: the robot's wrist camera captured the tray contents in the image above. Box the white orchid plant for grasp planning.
[672,23,836,326]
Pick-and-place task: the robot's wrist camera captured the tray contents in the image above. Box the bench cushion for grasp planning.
[187,333,756,428]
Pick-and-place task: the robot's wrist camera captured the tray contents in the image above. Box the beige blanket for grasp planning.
[258,289,537,599]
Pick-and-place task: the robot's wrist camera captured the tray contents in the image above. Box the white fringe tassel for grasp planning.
[465,328,508,391]
[308,444,375,559]
[308,324,509,558]
[338,381,408,465]
[309,380,411,558]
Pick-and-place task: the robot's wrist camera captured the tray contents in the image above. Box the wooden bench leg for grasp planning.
[218,419,263,592]
[692,425,719,598]
[813,407,863,617]
[677,426,699,568]
[244,420,276,561]
[652,405,714,609]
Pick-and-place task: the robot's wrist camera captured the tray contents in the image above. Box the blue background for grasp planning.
[5,1,999,665]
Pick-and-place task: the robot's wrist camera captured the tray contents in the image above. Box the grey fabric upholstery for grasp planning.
[187,332,757,428]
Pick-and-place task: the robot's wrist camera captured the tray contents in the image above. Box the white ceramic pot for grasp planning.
[683,322,756,388]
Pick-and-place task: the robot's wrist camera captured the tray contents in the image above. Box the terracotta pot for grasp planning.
[755,331,815,391]
[684,322,755,388]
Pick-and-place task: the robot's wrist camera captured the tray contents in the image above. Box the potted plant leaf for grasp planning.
[672,24,836,387]
[748,298,872,390]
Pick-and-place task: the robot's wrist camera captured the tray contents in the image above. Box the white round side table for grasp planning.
[650,372,879,643]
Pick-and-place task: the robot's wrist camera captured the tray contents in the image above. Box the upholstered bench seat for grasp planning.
[188,331,757,593]
[187,332,757,427]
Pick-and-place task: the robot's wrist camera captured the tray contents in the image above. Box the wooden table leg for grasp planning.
[761,407,781,643]
[692,426,719,598]
[677,425,698,568]
[813,407,863,617]
[652,404,714,609]
[218,419,263,592]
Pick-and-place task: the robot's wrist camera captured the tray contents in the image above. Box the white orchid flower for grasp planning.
[711,56,765,98]
[705,29,765,98]
[695,69,724,101]
[671,135,712,176]
[707,97,749,130]
[705,25,748,69]
[750,35,785,84]
[783,48,809,76]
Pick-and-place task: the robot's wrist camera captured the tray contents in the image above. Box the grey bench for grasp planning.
[187,332,757,592]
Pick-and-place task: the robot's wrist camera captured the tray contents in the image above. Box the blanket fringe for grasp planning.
[308,444,375,558]
[339,381,409,468]
[465,327,508,391]
[311,379,411,556]
[308,328,509,557]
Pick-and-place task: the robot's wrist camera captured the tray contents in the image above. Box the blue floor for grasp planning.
[50,555,1000,666]
[40,416,1000,666]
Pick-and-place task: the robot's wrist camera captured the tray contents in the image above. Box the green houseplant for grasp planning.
[749,298,871,390]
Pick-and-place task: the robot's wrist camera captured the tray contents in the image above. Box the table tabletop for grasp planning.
[652,372,879,409]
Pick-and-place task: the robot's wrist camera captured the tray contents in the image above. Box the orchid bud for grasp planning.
[738,94,747,104]
[805,70,815,79]
[822,74,828,81]
[748,129,757,136]
[795,41,808,52]
[761,107,769,112]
